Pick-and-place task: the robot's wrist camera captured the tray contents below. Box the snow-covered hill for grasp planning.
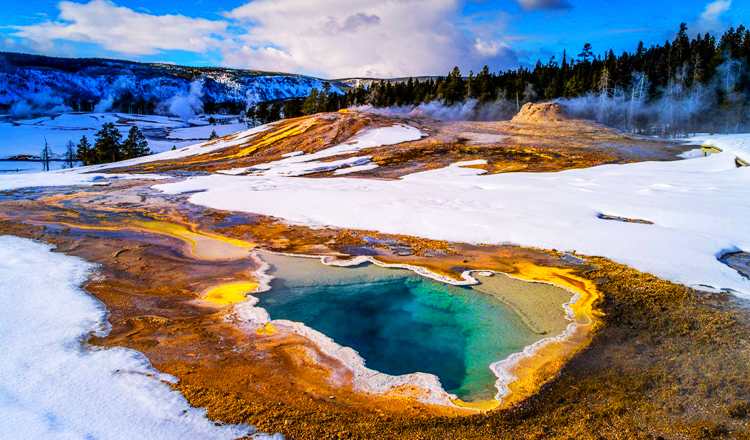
[0,52,345,117]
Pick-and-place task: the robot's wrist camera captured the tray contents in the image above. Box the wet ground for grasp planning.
[0,111,747,439]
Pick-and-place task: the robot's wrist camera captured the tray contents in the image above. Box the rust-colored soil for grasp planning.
[107,107,689,178]
[0,109,745,439]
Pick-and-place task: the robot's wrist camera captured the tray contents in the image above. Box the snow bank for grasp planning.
[155,136,750,297]
[87,123,273,172]
[0,113,190,159]
[168,122,248,140]
[0,122,275,190]
[0,236,281,439]
[0,160,71,174]
[224,124,423,177]
[0,171,165,191]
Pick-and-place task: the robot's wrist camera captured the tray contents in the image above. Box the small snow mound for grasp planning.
[511,102,568,124]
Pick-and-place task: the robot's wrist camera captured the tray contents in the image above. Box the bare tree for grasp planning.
[40,137,53,172]
[595,67,613,125]
[64,140,76,168]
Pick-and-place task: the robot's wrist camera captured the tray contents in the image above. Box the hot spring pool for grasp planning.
[256,253,571,402]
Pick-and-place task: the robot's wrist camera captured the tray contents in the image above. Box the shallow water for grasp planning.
[721,252,750,280]
[0,160,76,173]
[257,253,557,402]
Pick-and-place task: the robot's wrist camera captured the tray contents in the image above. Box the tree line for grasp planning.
[244,82,347,126]
[76,123,151,165]
[37,124,151,170]
[290,23,750,136]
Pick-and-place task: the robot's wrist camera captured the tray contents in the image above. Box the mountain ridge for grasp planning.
[0,52,348,116]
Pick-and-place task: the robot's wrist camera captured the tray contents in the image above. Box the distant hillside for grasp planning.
[0,52,346,116]
[335,76,440,89]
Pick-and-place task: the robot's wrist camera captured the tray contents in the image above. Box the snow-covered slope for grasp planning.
[0,53,344,114]
[0,113,197,159]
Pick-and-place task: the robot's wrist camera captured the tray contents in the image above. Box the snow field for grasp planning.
[0,236,282,440]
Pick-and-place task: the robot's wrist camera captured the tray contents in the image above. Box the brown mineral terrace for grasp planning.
[0,105,747,439]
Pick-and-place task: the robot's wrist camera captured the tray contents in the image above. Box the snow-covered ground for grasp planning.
[0,160,73,173]
[86,124,272,172]
[168,122,248,140]
[155,133,750,298]
[221,124,424,177]
[0,123,271,188]
[0,171,166,191]
[0,236,281,440]
[0,113,248,159]
[3,118,749,298]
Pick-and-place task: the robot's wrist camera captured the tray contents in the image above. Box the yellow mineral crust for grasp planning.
[34,217,256,260]
[256,323,279,335]
[203,282,259,306]
[226,118,318,159]
[489,262,602,410]
[124,218,255,259]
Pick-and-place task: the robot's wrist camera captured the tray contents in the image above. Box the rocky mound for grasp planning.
[511,102,568,124]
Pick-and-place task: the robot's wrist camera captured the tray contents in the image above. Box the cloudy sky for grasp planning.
[1,0,747,78]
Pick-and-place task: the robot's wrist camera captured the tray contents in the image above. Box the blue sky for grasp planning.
[1,0,747,78]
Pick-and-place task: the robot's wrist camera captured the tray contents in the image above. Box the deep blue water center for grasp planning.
[257,254,542,401]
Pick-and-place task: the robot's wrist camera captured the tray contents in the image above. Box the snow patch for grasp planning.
[0,236,281,440]
[224,124,423,177]
[0,171,165,191]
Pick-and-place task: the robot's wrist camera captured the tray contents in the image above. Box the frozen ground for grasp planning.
[221,124,424,177]
[155,133,750,297]
[0,124,271,188]
[86,124,272,172]
[3,122,749,298]
[0,160,72,173]
[0,236,281,440]
[0,171,166,191]
[168,122,249,140]
[0,113,248,159]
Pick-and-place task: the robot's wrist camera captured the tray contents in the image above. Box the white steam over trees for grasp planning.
[337,23,750,136]
[159,80,204,122]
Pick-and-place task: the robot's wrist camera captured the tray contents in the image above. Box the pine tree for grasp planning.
[256,102,270,124]
[579,43,593,63]
[302,89,320,116]
[122,126,151,159]
[76,135,94,165]
[209,130,219,140]
[94,122,123,164]
[283,98,303,118]
[269,102,282,121]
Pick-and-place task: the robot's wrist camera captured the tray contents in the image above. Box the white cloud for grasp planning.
[691,0,732,35]
[222,0,518,78]
[5,0,520,78]
[9,0,228,56]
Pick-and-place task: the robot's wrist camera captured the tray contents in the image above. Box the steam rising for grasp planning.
[9,93,71,119]
[353,99,517,122]
[354,58,749,137]
[557,59,749,136]
[158,80,204,122]
[93,75,136,113]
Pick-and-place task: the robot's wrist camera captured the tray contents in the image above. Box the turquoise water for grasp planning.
[257,254,545,402]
